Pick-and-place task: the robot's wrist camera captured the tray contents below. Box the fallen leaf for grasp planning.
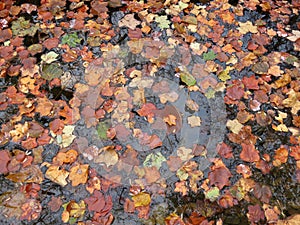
[226,119,243,134]
[45,165,69,186]
[164,114,177,126]
[132,192,151,207]
[238,21,258,34]
[247,204,265,223]
[0,150,11,174]
[119,14,141,30]
[188,116,201,127]
[205,187,220,202]
[69,164,89,186]
[240,143,260,162]
[174,181,188,196]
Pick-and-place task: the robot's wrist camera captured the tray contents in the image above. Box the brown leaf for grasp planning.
[240,143,260,162]
[0,150,11,174]
[208,166,232,189]
[217,142,233,159]
[48,196,62,212]
[247,204,265,223]
[69,164,89,186]
[226,80,244,100]
[6,165,43,183]
[253,183,272,203]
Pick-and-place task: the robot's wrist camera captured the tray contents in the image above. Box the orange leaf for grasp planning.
[240,143,260,162]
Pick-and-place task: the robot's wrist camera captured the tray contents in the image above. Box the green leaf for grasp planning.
[203,50,216,61]
[11,17,39,37]
[41,63,63,80]
[180,72,196,86]
[97,121,110,140]
[176,168,189,181]
[155,16,171,29]
[205,187,220,202]
[143,152,166,169]
[61,33,81,48]
[204,87,215,99]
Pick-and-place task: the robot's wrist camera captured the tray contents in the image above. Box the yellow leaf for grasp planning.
[132,192,151,207]
[238,21,258,34]
[187,116,201,127]
[45,165,69,187]
[226,119,243,134]
[69,164,89,186]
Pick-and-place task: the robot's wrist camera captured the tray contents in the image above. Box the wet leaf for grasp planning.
[97,121,110,140]
[203,50,217,61]
[238,21,258,34]
[6,165,43,184]
[45,164,69,187]
[41,63,63,80]
[247,204,265,223]
[0,150,11,174]
[119,14,141,30]
[61,33,81,48]
[69,164,89,186]
[41,51,59,64]
[205,187,220,202]
[188,116,201,127]
[155,15,170,29]
[180,71,196,86]
[11,17,39,37]
[240,143,260,162]
[132,192,151,207]
[143,152,166,169]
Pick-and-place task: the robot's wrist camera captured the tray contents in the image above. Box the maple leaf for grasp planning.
[240,143,260,163]
[217,142,233,159]
[174,181,188,196]
[247,204,265,223]
[238,21,258,34]
[203,50,217,61]
[119,14,141,30]
[155,15,170,29]
[165,213,185,225]
[205,187,220,202]
[84,190,112,215]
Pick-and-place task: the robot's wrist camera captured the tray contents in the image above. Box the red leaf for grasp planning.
[247,204,265,223]
[84,190,113,215]
[137,103,157,122]
[208,166,232,189]
[242,75,259,90]
[217,142,233,159]
[0,150,11,174]
[226,80,244,100]
[240,143,260,162]
[253,183,272,203]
